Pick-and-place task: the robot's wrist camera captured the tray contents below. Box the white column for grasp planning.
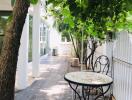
[32,2,40,77]
[16,14,29,90]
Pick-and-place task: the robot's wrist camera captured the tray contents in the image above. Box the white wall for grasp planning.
[58,42,73,56]
[0,0,12,11]
[46,16,61,52]
[49,28,61,49]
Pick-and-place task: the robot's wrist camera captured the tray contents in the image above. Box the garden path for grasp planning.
[15,56,79,100]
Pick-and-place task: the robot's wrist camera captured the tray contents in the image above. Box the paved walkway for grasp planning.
[15,56,79,100]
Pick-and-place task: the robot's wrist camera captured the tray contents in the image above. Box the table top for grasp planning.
[64,71,113,86]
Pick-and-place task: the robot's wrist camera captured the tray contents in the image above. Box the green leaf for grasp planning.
[63,17,74,28]
[128,0,132,4]
[62,7,71,16]
[30,0,38,4]
[69,19,74,28]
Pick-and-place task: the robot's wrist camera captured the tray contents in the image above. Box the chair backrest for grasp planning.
[93,55,110,75]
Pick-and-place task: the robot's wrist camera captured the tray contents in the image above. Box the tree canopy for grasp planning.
[46,0,132,61]
[47,0,132,40]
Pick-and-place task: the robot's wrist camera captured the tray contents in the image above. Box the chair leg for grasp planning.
[100,87,105,100]
[95,85,111,100]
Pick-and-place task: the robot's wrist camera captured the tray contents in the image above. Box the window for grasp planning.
[40,24,47,42]
[40,24,49,56]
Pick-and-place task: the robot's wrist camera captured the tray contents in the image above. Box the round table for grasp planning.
[64,71,113,100]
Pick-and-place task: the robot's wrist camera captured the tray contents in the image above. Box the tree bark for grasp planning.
[69,32,79,58]
[85,38,97,70]
[0,0,30,100]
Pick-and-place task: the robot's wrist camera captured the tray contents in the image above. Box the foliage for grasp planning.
[0,16,8,34]
[47,0,132,39]
[47,2,89,59]
[47,0,132,61]
[29,0,39,4]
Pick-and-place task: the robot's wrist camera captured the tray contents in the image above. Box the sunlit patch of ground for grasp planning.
[15,56,77,100]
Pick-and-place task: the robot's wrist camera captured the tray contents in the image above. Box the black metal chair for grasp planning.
[93,55,111,99]
[83,55,111,100]
[93,55,110,75]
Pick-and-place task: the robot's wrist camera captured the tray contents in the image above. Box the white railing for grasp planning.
[113,57,132,100]
[112,31,132,100]
[86,31,132,100]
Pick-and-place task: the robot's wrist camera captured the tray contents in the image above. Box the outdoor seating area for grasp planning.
[15,54,113,100]
[64,71,113,100]
[64,54,113,100]
[15,55,112,100]
[0,0,132,100]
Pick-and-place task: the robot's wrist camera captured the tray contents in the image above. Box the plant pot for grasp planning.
[71,58,80,67]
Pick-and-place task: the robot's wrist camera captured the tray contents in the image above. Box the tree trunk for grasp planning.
[0,0,30,100]
[69,33,79,58]
[85,38,97,70]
